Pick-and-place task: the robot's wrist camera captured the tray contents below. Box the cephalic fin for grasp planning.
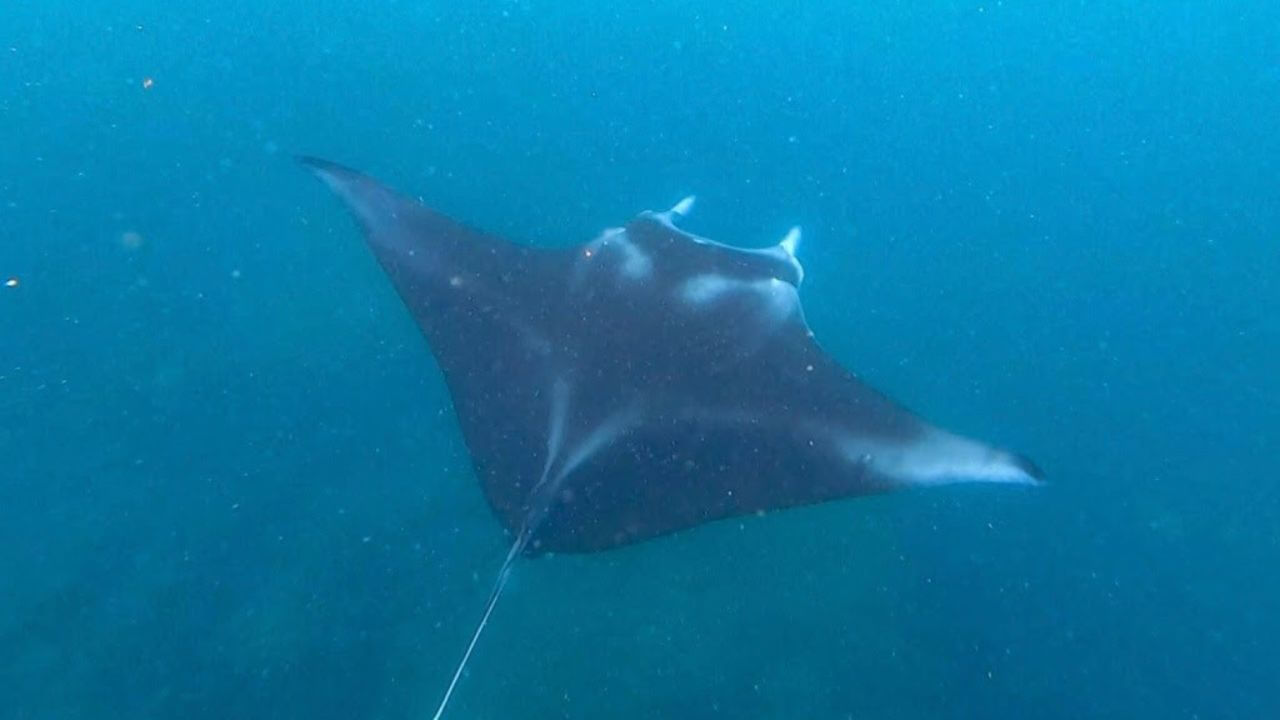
[669,195,696,217]
[779,226,801,256]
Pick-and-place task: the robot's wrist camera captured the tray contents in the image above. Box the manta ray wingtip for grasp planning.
[295,155,364,186]
[296,155,359,193]
[296,154,340,173]
[1009,452,1047,486]
[297,156,423,240]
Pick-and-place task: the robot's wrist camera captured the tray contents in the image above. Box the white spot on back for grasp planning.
[615,235,652,278]
[579,228,652,280]
[680,274,734,304]
[679,274,800,321]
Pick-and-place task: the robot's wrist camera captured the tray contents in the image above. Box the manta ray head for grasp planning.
[572,200,807,336]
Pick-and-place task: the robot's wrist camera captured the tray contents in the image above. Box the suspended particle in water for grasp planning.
[142,77,154,90]
[4,277,17,288]
[120,230,144,249]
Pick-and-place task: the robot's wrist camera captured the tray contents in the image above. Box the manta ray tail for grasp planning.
[431,532,530,720]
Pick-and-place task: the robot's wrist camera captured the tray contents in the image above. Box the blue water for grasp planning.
[3,1,1277,718]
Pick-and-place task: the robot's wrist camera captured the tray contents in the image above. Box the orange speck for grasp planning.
[142,77,154,90]
[4,277,18,288]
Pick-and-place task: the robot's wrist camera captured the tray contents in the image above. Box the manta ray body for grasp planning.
[300,157,1040,717]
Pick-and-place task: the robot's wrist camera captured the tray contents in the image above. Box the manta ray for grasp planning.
[300,157,1041,718]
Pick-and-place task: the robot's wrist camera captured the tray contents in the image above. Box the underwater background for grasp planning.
[3,1,1277,718]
